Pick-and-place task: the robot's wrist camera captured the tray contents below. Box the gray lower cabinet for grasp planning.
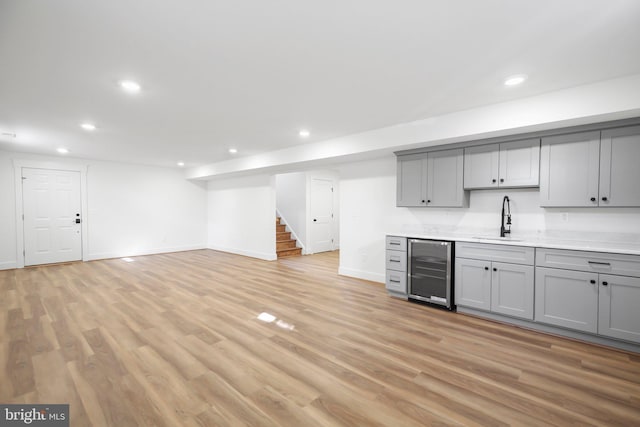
[385,236,407,298]
[455,258,491,310]
[396,148,466,207]
[598,274,640,343]
[535,249,640,344]
[534,267,599,333]
[491,262,534,320]
[455,243,534,320]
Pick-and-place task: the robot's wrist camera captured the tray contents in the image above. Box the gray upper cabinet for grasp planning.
[599,125,640,207]
[499,139,541,187]
[540,126,640,207]
[426,149,465,207]
[464,139,540,189]
[539,131,601,207]
[397,148,466,207]
[463,144,499,189]
[396,154,427,207]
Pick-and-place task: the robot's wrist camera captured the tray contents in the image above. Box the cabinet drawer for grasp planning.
[536,248,640,278]
[386,270,407,294]
[456,242,534,265]
[386,250,407,271]
[386,235,407,251]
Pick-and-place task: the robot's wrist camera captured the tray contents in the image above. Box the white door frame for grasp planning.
[13,159,89,268]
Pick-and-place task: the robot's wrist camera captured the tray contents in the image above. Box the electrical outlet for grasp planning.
[561,212,569,222]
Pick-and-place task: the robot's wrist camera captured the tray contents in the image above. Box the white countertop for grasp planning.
[387,229,640,256]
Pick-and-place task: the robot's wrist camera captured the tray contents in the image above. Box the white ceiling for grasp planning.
[1,0,640,169]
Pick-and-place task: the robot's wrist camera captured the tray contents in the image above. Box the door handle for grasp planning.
[75,218,81,224]
[313,219,317,222]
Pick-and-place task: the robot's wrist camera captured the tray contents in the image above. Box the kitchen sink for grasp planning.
[472,236,523,242]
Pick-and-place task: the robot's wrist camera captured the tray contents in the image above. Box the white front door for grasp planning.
[22,168,82,266]
[310,177,334,253]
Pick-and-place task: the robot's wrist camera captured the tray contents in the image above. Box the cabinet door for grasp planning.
[396,154,427,207]
[491,262,534,320]
[598,274,640,344]
[498,139,540,188]
[463,144,499,189]
[599,125,640,207]
[455,258,491,310]
[426,148,465,207]
[539,131,601,207]
[535,267,599,333]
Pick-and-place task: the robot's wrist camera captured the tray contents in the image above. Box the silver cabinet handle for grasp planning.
[389,259,400,262]
[588,261,611,266]
[389,279,401,283]
[389,241,401,245]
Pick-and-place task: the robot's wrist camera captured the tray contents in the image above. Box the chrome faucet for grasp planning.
[500,195,512,237]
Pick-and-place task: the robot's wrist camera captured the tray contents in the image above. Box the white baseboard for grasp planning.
[207,245,277,261]
[0,261,17,271]
[338,266,384,283]
[85,244,207,261]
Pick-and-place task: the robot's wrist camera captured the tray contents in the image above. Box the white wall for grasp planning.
[275,172,307,248]
[207,174,277,260]
[86,161,207,260]
[0,150,208,269]
[338,156,640,283]
[0,152,17,270]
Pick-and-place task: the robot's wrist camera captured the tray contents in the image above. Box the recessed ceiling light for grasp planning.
[299,130,310,138]
[2,132,16,138]
[80,123,96,131]
[177,161,185,167]
[228,148,238,154]
[504,74,527,86]
[119,80,141,93]
[57,148,69,154]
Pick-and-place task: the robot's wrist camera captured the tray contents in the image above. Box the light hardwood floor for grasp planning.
[1,249,639,426]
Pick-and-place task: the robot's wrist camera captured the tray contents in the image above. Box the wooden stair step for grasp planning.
[277,240,297,251]
[277,247,302,258]
[275,215,301,258]
[276,231,291,241]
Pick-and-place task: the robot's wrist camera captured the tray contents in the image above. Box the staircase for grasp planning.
[276,217,302,258]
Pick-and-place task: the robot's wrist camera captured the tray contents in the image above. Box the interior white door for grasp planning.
[22,168,82,266]
[309,177,334,253]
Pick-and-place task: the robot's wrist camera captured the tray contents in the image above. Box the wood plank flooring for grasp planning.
[2,249,640,426]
